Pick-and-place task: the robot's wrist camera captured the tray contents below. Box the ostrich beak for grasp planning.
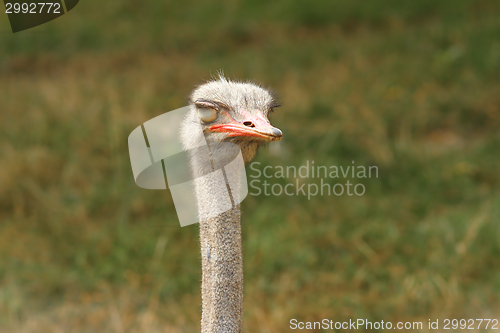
[209,112,282,141]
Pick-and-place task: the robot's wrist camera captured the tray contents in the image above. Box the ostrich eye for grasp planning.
[197,108,217,122]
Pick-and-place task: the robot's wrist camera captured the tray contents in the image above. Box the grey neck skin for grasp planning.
[200,207,243,333]
[180,109,245,333]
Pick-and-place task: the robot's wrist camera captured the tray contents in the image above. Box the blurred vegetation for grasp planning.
[1,0,500,332]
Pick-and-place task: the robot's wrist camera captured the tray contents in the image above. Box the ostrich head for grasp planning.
[184,76,282,163]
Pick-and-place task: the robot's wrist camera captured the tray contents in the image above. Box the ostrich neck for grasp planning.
[180,111,247,332]
[200,207,243,333]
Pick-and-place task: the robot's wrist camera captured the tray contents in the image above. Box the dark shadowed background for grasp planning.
[1,0,500,332]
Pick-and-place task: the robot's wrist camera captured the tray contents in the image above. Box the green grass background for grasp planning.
[1,0,500,332]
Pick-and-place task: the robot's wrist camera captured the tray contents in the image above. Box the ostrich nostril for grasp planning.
[243,121,255,127]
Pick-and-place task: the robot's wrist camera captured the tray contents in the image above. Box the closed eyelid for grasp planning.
[195,100,232,111]
[195,100,219,110]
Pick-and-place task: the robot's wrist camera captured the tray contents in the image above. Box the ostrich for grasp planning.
[180,76,282,333]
